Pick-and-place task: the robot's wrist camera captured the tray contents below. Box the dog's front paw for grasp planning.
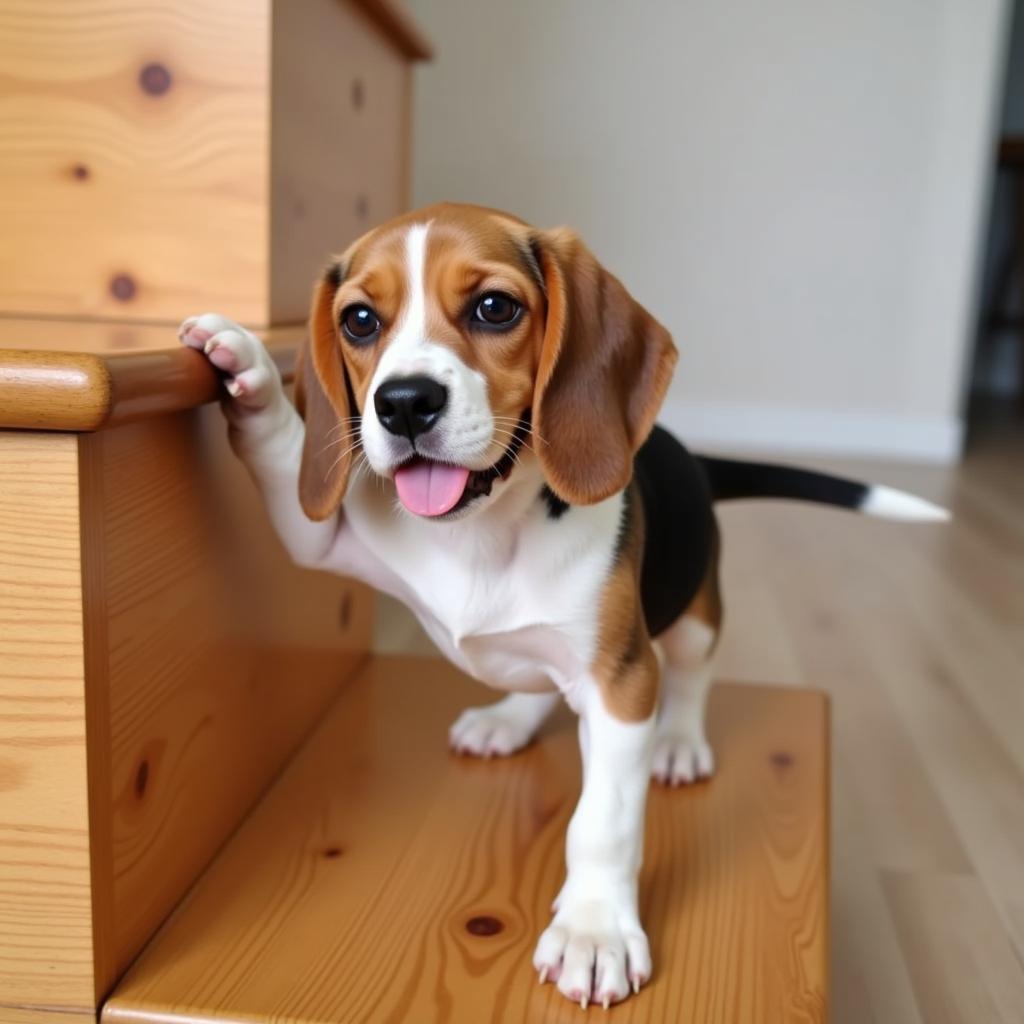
[533,893,651,1008]
[179,313,282,413]
[448,704,536,758]
[650,730,714,786]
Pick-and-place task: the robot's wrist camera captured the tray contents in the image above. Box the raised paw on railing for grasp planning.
[179,313,283,414]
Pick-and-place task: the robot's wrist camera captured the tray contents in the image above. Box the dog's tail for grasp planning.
[696,455,950,522]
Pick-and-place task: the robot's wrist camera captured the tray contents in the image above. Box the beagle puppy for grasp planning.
[179,203,946,1010]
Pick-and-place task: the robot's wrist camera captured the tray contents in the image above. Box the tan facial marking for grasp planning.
[332,230,411,412]
[419,221,544,438]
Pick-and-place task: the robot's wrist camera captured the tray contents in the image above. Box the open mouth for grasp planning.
[392,416,530,518]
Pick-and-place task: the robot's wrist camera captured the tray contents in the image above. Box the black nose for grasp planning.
[373,375,448,441]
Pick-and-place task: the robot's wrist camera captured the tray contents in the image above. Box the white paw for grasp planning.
[533,893,651,1008]
[178,313,281,413]
[448,705,536,758]
[651,731,714,786]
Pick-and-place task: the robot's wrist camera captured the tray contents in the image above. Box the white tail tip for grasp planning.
[860,484,951,523]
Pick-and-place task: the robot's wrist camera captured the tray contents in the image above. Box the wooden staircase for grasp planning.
[0,319,830,1022]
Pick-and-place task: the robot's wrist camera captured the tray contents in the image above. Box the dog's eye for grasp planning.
[341,304,381,343]
[473,292,521,328]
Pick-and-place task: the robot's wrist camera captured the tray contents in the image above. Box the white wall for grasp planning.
[408,0,1010,461]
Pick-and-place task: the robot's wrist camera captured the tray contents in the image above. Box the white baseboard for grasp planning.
[657,400,964,463]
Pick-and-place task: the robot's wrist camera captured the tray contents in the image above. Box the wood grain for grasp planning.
[0,0,270,324]
[0,319,302,431]
[102,660,828,1023]
[0,0,427,326]
[81,400,373,997]
[270,0,412,322]
[0,1009,96,1024]
[0,433,94,1012]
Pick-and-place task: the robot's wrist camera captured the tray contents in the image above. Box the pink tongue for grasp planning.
[393,460,471,517]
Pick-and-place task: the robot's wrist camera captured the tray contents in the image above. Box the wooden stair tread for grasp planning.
[103,656,829,1023]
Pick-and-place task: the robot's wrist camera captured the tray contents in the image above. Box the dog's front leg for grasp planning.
[179,313,342,569]
[534,682,656,1008]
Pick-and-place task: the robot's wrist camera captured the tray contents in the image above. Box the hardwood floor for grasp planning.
[375,423,1024,1024]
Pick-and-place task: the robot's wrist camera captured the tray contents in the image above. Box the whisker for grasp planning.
[321,428,361,443]
[324,440,364,479]
[486,415,549,449]
[324,417,363,438]
[317,431,362,457]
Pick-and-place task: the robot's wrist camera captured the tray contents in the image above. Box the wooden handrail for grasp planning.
[0,318,303,432]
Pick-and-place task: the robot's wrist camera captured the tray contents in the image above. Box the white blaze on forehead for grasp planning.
[368,221,435,387]
[394,221,430,348]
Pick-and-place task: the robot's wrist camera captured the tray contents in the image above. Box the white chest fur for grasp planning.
[338,470,624,694]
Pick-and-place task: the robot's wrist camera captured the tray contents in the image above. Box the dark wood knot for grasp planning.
[339,592,352,630]
[770,751,794,769]
[139,62,172,96]
[465,915,503,936]
[134,759,149,799]
[70,163,90,181]
[322,845,345,859]
[109,274,137,302]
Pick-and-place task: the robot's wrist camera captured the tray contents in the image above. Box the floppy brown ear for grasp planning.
[531,229,678,505]
[296,266,354,521]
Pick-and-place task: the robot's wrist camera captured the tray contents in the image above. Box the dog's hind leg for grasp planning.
[448,692,561,758]
[650,533,722,786]
[651,616,717,785]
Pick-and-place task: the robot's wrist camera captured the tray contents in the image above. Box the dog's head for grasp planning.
[296,203,677,522]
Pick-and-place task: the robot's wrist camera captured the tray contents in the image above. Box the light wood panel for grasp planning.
[0,1010,96,1024]
[270,0,412,322]
[103,661,828,1023]
[0,433,94,1015]
[0,0,270,323]
[375,423,1024,1022]
[82,400,373,997]
[0,0,427,327]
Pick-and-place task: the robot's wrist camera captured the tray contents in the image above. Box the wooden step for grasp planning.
[103,656,830,1022]
[0,321,374,1018]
